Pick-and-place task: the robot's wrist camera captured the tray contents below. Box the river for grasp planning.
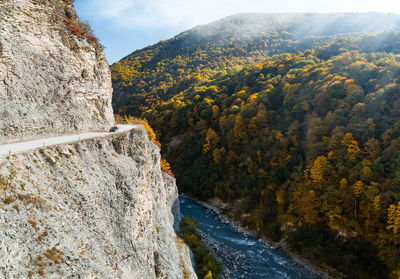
[179,197,321,279]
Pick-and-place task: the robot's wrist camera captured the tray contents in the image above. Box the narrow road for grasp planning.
[0,125,136,156]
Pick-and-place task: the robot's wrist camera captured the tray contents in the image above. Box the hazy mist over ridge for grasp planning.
[119,12,400,62]
[188,12,400,40]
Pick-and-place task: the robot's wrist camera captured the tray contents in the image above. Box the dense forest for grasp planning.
[111,14,400,278]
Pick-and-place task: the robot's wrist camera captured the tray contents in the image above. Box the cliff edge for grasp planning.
[0,0,114,144]
[0,127,196,278]
[0,0,197,278]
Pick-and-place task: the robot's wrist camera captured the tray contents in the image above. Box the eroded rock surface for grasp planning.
[0,0,114,144]
[0,0,196,278]
[0,127,196,279]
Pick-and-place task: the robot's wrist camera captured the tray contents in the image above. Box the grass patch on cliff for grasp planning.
[180,216,223,279]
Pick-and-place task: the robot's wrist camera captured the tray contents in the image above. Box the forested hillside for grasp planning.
[111,13,400,278]
[142,34,400,278]
[111,13,400,116]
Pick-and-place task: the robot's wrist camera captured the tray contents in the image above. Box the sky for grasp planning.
[75,0,400,64]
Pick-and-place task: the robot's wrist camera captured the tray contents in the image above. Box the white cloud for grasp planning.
[84,0,400,30]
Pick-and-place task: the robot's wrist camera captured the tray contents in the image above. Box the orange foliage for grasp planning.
[63,18,101,48]
[153,139,161,148]
[353,180,364,197]
[127,117,157,141]
[160,159,174,177]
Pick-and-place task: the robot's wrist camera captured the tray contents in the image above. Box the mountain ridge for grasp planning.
[111,12,400,116]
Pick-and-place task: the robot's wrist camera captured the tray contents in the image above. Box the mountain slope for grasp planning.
[111,12,400,116]
[110,13,400,277]
[142,34,400,277]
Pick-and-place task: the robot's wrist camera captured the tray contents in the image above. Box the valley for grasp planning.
[111,12,400,278]
[2,1,400,277]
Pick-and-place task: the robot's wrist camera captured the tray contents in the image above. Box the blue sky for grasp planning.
[75,0,400,64]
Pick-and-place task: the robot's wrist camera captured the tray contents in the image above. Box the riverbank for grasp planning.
[180,194,342,279]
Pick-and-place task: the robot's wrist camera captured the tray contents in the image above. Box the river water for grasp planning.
[179,198,321,279]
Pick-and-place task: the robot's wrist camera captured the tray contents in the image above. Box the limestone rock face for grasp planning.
[0,1,196,277]
[0,0,114,144]
[0,127,197,279]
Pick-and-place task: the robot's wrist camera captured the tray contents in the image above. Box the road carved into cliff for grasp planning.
[0,125,136,157]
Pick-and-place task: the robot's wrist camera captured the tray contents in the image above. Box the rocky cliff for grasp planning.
[0,127,196,279]
[0,0,114,144]
[0,0,197,278]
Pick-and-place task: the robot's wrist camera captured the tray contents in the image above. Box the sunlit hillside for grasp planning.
[111,12,400,116]
[111,13,400,278]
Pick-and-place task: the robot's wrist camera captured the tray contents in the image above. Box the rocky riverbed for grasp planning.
[179,197,324,279]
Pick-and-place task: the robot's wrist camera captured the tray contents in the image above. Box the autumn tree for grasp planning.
[297,190,321,225]
[203,128,220,153]
[341,133,360,160]
[204,271,213,279]
[387,202,400,234]
[233,114,246,144]
[310,156,328,184]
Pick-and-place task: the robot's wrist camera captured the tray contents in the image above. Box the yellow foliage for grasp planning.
[249,93,258,103]
[203,128,219,153]
[361,166,372,181]
[353,180,364,198]
[143,122,156,141]
[275,131,283,140]
[341,133,360,160]
[237,90,247,98]
[276,189,285,205]
[339,178,348,188]
[298,190,321,225]
[160,159,174,177]
[212,105,220,119]
[387,202,400,234]
[373,195,381,212]
[233,114,245,143]
[194,73,202,80]
[127,117,157,141]
[204,271,213,279]
[160,159,171,172]
[310,156,328,184]
[254,63,263,71]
